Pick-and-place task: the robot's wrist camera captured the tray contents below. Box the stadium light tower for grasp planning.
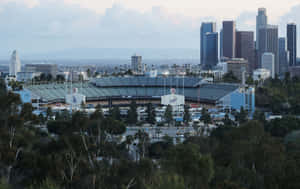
[163,71,169,96]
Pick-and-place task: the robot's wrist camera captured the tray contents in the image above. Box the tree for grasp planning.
[86,68,92,78]
[253,110,265,123]
[246,76,254,85]
[110,106,121,121]
[56,75,65,82]
[200,108,211,124]
[164,105,173,126]
[146,173,185,189]
[183,105,191,126]
[46,74,53,82]
[223,113,235,126]
[0,79,7,96]
[135,130,150,160]
[125,135,134,151]
[146,103,156,125]
[46,107,53,120]
[90,104,103,120]
[127,101,138,125]
[222,71,240,83]
[28,178,60,189]
[235,107,248,124]
[213,121,286,189]
[163,144,214,189]
[20,103,35,122]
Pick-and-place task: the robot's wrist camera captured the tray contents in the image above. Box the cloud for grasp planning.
[0,0,299,59]
[0,0,40,8]
[0,0,205,57]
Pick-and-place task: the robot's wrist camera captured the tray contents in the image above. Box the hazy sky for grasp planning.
[0,0,299,58]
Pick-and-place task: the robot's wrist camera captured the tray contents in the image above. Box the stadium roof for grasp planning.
[91,76,201,88]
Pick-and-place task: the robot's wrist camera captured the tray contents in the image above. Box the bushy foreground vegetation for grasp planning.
[0,78,300,189]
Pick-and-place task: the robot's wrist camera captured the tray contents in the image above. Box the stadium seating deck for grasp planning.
[24,77,239,103]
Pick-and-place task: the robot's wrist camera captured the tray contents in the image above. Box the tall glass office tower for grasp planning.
[236,31,255,72]
[203,32,218,69]
[258,25,279,75]
[279,38,289,74]
[200,22,216,65]
[287,23,297,66]
[256,8,268,50]
[222,21,236,58]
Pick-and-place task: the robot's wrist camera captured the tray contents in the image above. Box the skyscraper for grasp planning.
[256,8,268,50]
[200,22,216,65]
[236,31,255,72]
[203,32,218,69]
[222,21,236,58]
[258,25,279,75]
[220,29,223,58]
[9,50,21,76]
[287,23,297,66]
[278,38,289,74]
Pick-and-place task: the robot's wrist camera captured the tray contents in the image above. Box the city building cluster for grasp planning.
[200,8,297,80]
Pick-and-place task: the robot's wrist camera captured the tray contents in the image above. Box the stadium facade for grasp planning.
[22,76,255,112]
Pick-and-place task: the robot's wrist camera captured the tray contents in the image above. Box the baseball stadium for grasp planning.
[22,76,255,111]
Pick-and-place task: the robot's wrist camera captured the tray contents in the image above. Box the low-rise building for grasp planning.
[25,63,58,77]
[261,53,275,79]
[253,68,271,81]
[288,66,300,78]
[226,58,248,81]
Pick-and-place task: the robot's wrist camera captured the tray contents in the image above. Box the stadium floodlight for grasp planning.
[163,71,169,96]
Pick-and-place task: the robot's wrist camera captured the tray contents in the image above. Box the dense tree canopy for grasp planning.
[0,78,300,189]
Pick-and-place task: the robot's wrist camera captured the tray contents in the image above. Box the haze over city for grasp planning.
[0,0,300,59]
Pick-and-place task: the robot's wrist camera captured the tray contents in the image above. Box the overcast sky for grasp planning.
[0,0,299,58]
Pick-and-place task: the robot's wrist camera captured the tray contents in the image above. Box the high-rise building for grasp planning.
[222,21,236,58]
[258,25,279,75]
[9,50,21,76]
[203,32,218,69]
[236,31,255,72]
[131,54,143,73]
[220,29,223,58]
[262,52,275,78]
[287,23,297,66]
[278,38,289,74]
[200,22,216,65]
[256,8,268,50]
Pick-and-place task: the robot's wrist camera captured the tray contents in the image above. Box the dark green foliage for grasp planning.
[127,101,138,124]
[164,105,173,126]
[255,74,300,114]
[183,105,191,125]
[20,103,35,122]
[235,107,248,124]
[201,108,212,124]
[1,80,300,189]
[163,143,214,189]
[90,104,103,120]
[109,106,121,121]
[265,116,300,138]
[146,103,156,125]
[222,71,240,83]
